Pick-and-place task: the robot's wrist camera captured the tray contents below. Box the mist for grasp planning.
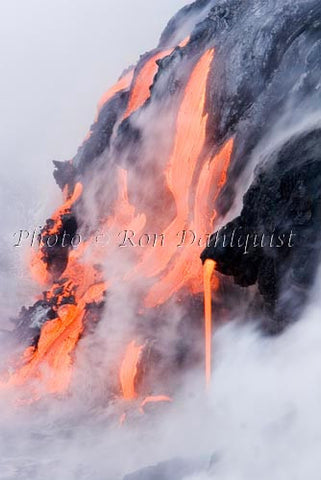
[1,276,321,479]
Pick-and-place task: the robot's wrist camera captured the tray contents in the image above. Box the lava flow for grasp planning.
[203,259,216,388]
[123,36,189,119]
[119,340,172,421]
[119,341,143,400]
[2,38,234,406]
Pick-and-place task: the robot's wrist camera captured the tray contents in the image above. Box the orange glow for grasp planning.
[203,259,216,388]
[140,395,172,413]
[178,36,190,48]
[5,178,107,396]
[30,182,83,285]
[4,280,106,394]
[97,69,134,115]
[194,139,234,229]
[133,50,214,279]
[6,168,139,398]
[80,70,135,144]
[143,140,232,308]
[123,50,171,119]
[122,49,232,312]
[4,43,235,403]
[110,168,146,232]
[136,49,218,306]
[123,37,189,119]
[47,182,83,236]
[119,341,144,400]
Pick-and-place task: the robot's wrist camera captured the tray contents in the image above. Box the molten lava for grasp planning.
[203,259,216,388]
[123,51,171,119]
[3,38,234,405]
[123,37,189,119]
[97,69,134,115]
[119,341,143,400]
[30,182,83,285]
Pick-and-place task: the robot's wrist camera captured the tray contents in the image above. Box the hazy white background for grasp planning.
[0,0,187,319]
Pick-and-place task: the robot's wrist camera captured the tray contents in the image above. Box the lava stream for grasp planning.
[203,259,216,388]
[119,341,144,400]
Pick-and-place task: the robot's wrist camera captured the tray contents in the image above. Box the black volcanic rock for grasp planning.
[202,128,321,332]
[13,300,56,347]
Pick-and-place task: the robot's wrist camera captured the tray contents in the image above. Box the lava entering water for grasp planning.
[203,259,216,388]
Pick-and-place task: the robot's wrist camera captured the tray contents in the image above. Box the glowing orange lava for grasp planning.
[3,40,234,404]
[131,49,230,308]
[97,69,134,115]
[3,282,106,395]
[30,182,83,285]
[119,341,144,400]
[203,259,216,388]
[123,51,171,119]
[123,37,189,119]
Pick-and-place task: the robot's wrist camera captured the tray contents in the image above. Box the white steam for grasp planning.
[1,274,321,479]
